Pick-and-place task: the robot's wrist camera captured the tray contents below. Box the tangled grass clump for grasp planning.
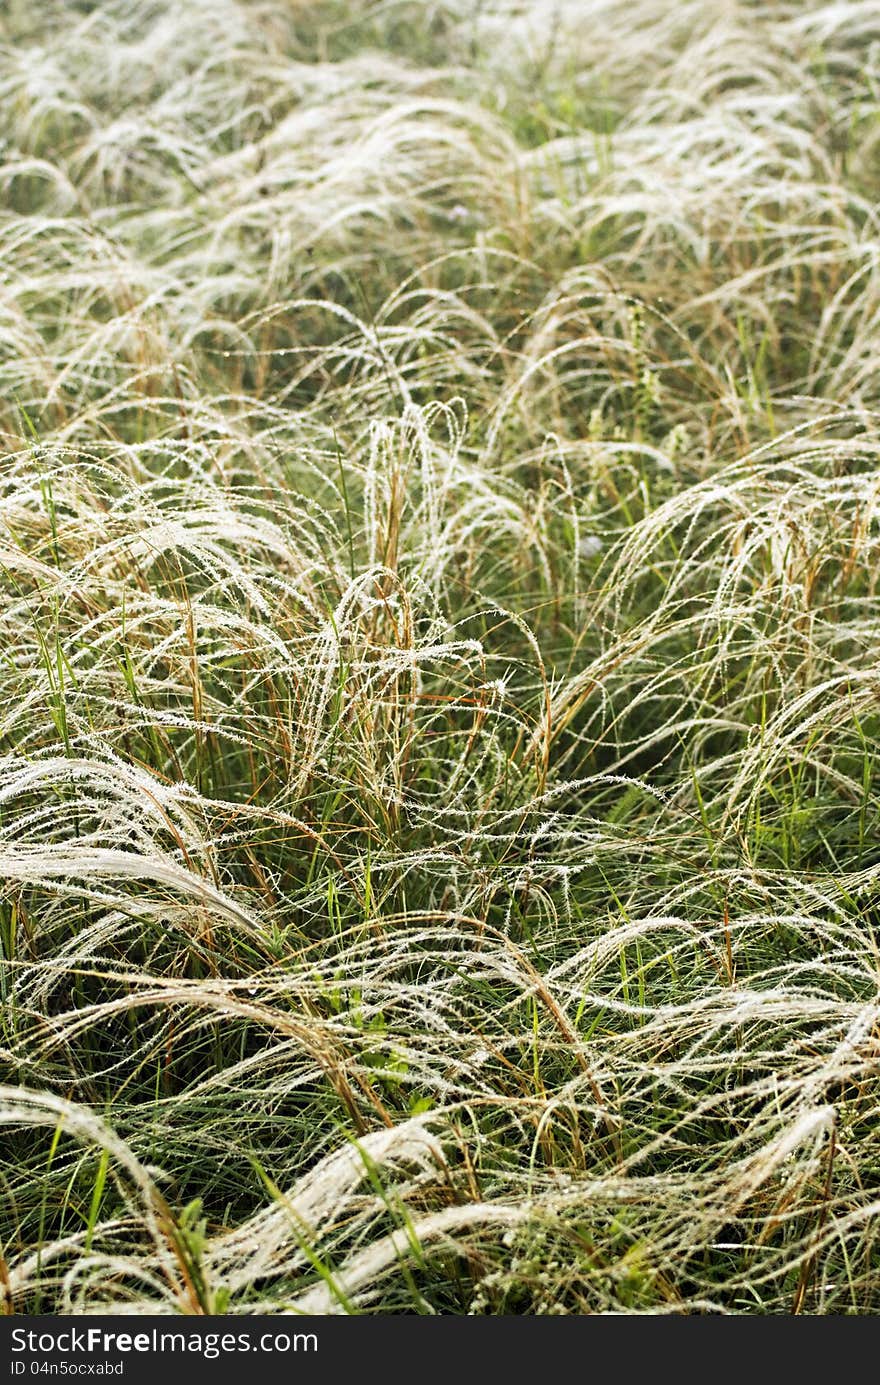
[2,0,880,1315]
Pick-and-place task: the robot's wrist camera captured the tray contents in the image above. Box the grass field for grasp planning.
[2,0,880,1315]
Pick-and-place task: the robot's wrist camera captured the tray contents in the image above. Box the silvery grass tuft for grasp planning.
[1,0,880,1314]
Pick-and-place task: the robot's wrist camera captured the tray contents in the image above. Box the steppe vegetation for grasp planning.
[2,0,880,1314]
